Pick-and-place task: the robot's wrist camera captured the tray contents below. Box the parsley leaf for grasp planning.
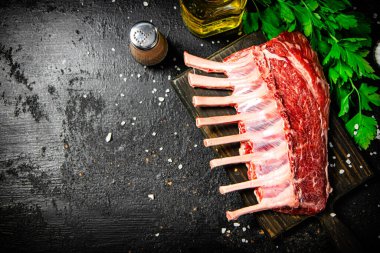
[346,113,377,150]
[358,83,380,111]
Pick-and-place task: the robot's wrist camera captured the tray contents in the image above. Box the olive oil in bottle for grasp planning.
[179,0,247,38]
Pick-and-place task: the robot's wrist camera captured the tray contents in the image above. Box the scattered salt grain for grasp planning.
[155,233,160,237]
[200,43,204,47]
[111,48,115,51]
[105,132,112,142]
[173,6,177,9]
[217,40,220,44]
[121,121,126,126]
[152,132,157,136]
[120,93,125,97]
[241,239,246,243]
[132,122,135,126]
[158,102,161,106]
[332,156,336,159]
[173,57,177,62]
[354,131,357,136]
[339,169,345,174]
[178,164,183,169]
[158,97,165,102]
[242,227,246,232]
[145,149,149,153]
[247,225,250,229]
[159,147,163,151]
[148,194,154,200]
[137,73,141,78]
[226,40,229,43]
[153,79,156,83]
[347,153,351,158]
[123,77,127,82]
[212,41,215,44]
[168,75,171,80]
[360,165,363,168]
[119,74,123,78]
[194,144,198,148]
[131,74,134,77]
[374,13,378,19]
[168,158,173,163]
[330,212,336,217]
[165,89,170,93]
[139,101,143,104]
[346,159,351,165]
[329,142,333,148]
[143,1,149,7]
[233,222,240,227]
[83,94,87,98]
[354,124,359,130]
[221,228,226,234]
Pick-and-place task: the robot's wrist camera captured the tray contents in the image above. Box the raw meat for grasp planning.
[184,32,331,220]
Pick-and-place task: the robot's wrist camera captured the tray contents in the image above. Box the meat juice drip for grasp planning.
[179,0,247,38]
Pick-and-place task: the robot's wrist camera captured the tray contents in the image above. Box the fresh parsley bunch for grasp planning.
[243,0,379,149]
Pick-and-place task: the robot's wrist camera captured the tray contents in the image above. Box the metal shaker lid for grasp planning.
[130,21,158,50]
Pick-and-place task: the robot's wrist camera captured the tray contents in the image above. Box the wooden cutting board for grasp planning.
[171,33,373,252]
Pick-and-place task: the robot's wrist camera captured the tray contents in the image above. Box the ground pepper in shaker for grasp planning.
[129,21,168,66]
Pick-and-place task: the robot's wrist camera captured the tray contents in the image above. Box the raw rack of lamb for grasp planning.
[184,32,331,220]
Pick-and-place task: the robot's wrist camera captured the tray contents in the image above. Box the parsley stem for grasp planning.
[350,78,362,117]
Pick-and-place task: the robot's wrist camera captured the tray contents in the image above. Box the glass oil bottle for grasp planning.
[179,0,247,38]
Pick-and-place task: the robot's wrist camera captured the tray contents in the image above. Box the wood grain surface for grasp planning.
[172,33,374,238]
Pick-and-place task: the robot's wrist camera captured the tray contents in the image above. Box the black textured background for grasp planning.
[0,0,379,252]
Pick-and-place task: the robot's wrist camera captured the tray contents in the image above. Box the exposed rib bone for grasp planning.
[184,51,252,73]
[209,142,288,169]
[188,71,261,90]
[204,132,251,147]
[193,95,262,107]
[226,186,297,221]
[188,73,234,90]
[219,166,290,194]
[196,110,275,128]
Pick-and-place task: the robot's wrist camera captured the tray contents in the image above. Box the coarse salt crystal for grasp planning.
[123,77,127,82]
[158,97,165,102]
[217,40,220,43]
[148,194,154,200]
[111,48,115,51]
[165,89,170,93]
[332,156,336,159]
[329,142,333,148]
[83,94,87,98]
[242,227,246,232]
[139,101,143,104]
[221,228,226,234]
[178,164,183,169]
[145,149,149,152]
[233,222,240,227]
[159,147,163,151]
[346,159,351,164]
[174,132,178,135]
[158,102,161,106]
[330,213,336,217]
[173,57,177,61]
[153,79,156,83]
[133,117,136,120]
[347,153,351,157]
[173,6,177,9]
[155,233,159,237]
[105,132,112,142]
[200,43,204,47]
[168,158,172,163]
[152,132,156,136]
[354,124,359,130]
[120,93,125,97]
[121,121,126,126]
[137,74,141,78]
[131,122,135,126]
[241,239,246,243]
[167,75,171,80]
[194,144,198,147]
[339,169,345,174]
[119,74,123,78]
[143,1,149,7]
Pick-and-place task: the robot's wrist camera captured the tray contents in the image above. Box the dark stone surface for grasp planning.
[0,0,379,252]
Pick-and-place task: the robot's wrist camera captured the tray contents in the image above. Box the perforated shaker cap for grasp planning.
[130,21,158,50]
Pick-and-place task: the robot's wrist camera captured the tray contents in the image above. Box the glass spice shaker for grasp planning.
[129,21,168,66]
